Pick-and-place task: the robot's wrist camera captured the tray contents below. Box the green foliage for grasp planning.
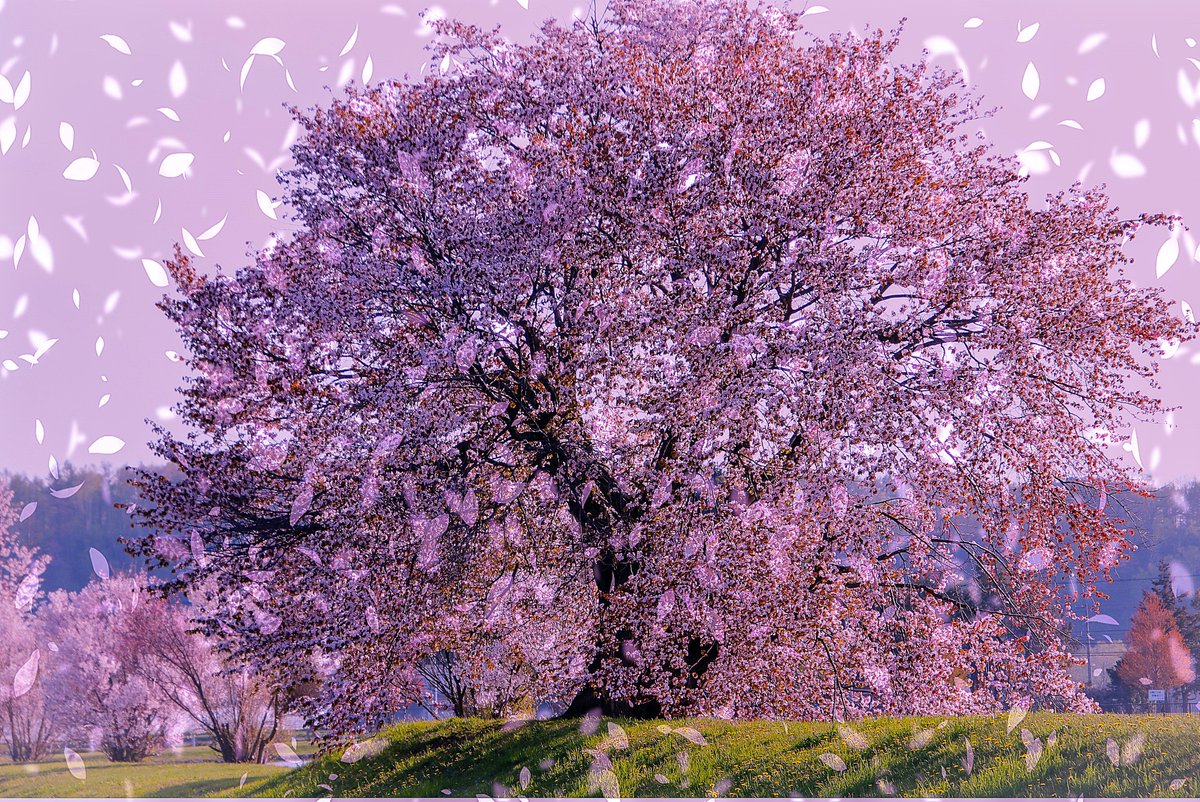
[243,715,1200,798]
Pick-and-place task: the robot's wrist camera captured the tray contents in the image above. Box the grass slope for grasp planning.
[0,746,290,798]
[242,714,1200,798]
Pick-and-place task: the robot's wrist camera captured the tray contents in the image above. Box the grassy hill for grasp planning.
[238,714,1200,799]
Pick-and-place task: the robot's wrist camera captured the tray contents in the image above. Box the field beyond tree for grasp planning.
[239,714,1199,799]
[0,745,294,798]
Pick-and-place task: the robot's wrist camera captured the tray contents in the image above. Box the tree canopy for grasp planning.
[132,0,1192,735]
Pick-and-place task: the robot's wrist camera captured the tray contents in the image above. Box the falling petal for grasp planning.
[168,60,187,97]
[1086,78,1106,101]
[519,767,531,790]
[1007,705,1028,733]
[1109,151,1146,178]
[13,71,30,111]
[181,227,204,257]
[1135,118,1151,148]
[963,18,983,29]
[818,753,846,772]
[13,574,38,608]
[1121,732,1145,766]
[1089,614,1119,626]
[12,650,38,698]
[1078,32,1107,54]
[1024,736,1043,772]
[197,215,227,241]
[909,728,935,749]
[18,502,35,522]
[114,164,132,193]
[257,190,279,219]
[290,485,314,526]
[88,435,125,454]
[240,55,256,90]
[102,75,123,99]
[158,152,194,178]
[362,56,374,84]
[1018,547,1052,571]
[64,748,85,780]
[274,742,303,767]
[607,722,629,750]
[1016,22,1039,43]
[89,547,111,579]
[50,482,85,499]
[157,107,181,122]
[58,121,74,150]
[63,156,101,181]
[99,34,132,55]
[141,258,169,287]
[1022,62,1040,100]
[340,737,389,763]
[838,722,869,749]
[339,25,359,56]
[1158,237,1180,278]
[674,726,708,746]
[1106,738,1120,766]
[250,37,287,56]
[0,117,14,155]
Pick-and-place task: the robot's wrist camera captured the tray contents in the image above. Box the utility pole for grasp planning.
[1085,617,1093,687]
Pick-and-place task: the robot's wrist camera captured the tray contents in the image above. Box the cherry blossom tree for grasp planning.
[0,479,55,761]
[125,596,284,763]
[42,575,177,762]
[132,0,1193,732]
[1115,592,1196,700]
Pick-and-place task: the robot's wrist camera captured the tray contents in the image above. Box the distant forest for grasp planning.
[6,464,1200,637]
[3,464,170,591]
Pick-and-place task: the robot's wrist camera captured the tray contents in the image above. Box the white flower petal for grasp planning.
[99,34,132,55]
[158,151,194,178]
[62,157,101,181]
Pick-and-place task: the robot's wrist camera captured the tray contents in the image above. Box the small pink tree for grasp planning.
[132,0,1193,730]
[0,479,54,761]
[126,596,283,763]
[42,575,177,762]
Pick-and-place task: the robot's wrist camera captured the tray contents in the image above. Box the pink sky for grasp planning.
[2,0,1199,486]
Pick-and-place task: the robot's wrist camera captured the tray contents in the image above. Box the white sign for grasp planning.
[1148,689,1166,702]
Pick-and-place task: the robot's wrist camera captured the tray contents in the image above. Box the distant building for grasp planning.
[1069,640,1127,688]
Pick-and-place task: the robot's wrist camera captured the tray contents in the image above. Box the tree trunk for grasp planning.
[560,550,718,719]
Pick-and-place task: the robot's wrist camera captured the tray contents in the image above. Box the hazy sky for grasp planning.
[3,0,1200,489]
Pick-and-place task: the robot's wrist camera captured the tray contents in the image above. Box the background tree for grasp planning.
[126,598,283,763]
[132,0,1192,733]
[42,575,176,762]
[1114,592,1196,700]
[1149,559,1200,702]
[0,479,55,762]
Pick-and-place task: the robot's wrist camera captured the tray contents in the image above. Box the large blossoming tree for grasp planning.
[132,0,1191,734]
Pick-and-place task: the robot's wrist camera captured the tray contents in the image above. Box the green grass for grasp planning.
[240,714,1200,798]
[0,743,305,798]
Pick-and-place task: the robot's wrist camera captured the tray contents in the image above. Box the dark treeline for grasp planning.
[2,463,178,591]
